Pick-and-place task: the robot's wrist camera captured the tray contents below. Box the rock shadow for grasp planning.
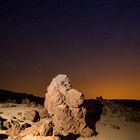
[58,133,80,140]
[84,99,104,136]
[0,134,9,139]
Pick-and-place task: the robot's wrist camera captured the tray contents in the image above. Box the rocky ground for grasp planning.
[0,74,140,140]
[0,99,140,140]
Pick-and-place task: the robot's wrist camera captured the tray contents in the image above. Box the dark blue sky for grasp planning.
[0,0,140,99]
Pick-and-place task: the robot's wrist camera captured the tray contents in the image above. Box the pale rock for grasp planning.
[66,89,84,108]
[3,120,11,129]
[39,108,50,119]
[44,74,94,137]
[39,120,53,136]
[22,110,40,122]
[6,120,21,136]
[47,74,71,94]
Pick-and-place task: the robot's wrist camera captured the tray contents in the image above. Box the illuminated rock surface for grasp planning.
[44,74,94,137]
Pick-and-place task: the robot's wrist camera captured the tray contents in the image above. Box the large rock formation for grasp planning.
[44,74,94,137]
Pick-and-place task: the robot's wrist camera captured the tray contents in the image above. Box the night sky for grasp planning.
[0,0,140,99]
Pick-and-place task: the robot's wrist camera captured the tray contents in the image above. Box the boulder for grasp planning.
[16,120,53,139]
[22,110,40,122]
[44,74,94,137]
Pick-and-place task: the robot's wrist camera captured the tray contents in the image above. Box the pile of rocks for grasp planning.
[44,74,94,137]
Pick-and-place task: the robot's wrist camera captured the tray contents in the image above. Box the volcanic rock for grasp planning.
[6,120,21,136]
[3,120,11,129]
[66,89,84,108]
[39,120,53,136]
[22,110,40,122]
[44,74,94,137]
[39,108,50,119]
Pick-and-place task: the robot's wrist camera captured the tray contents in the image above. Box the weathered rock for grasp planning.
[16,120,53,139]
[80,126,94,137]
[50,91,65,106]
[46,74,71,95]
[6,120,21,136]
[44,74,94,137]
[66,89,84,108]
[3,120,11,129]
[39,120,53,136]
[22,110,40,122]
[17,123,41,139]
[39,108,50,119]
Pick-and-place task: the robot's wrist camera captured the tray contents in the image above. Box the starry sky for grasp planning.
[0,0,140,99]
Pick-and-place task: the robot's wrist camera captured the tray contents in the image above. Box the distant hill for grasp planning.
[109,99,140,108]
[0,89,44,104]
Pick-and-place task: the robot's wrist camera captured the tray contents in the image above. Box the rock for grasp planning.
[53,106,75,136]
[80,127,94,137]
[66,89,84,108]
[39,108,50,119]
[19,123,41,137]
[6,120,21,136]
[22,110,40,122]
[50,91,65,106]
[44,74,94,137]
[3,120,11,129]
[72,107,86,119]
[16,120,53,139]
[39,120,53,136]
[30,102,37,108]
[46,74,71,96]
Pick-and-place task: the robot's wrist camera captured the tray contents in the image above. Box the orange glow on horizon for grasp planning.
[1,70,140,100]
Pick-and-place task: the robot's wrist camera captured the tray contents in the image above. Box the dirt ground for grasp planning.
[0,101,140,140]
